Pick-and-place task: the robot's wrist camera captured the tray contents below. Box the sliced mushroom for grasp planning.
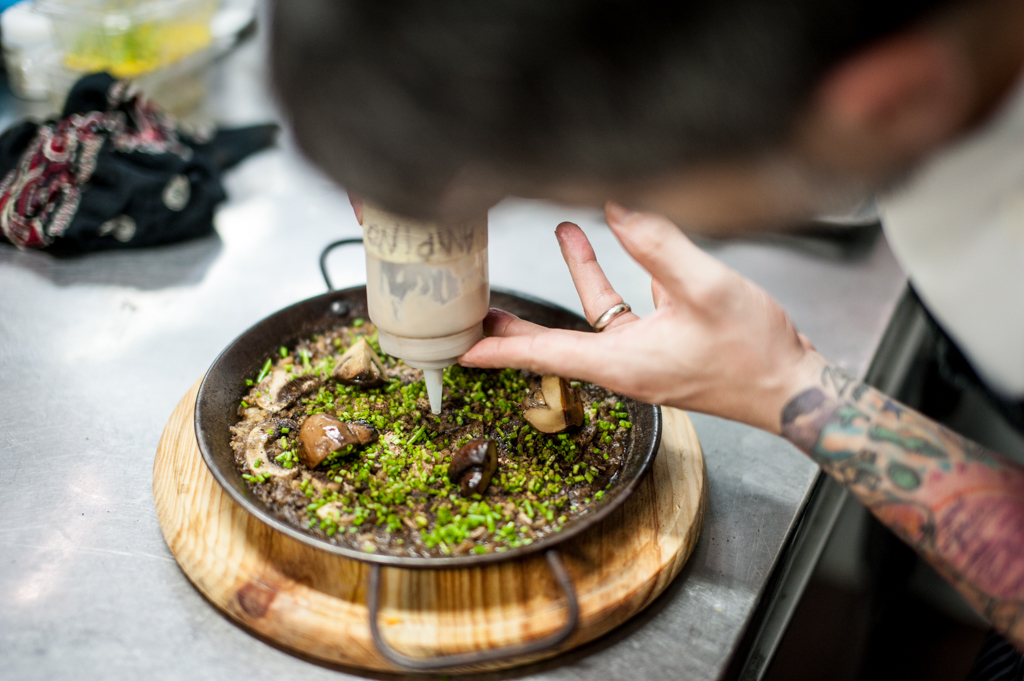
[245,418,299,480]
[254,367,323,412]
[448,439,498,497]
[253,367,288,411]
[278,373,323,406]
[298,413,378,468]
[522,376,584,433]
[315,501,355,525]
[346,419,378,444]
[300,471,340,494]
[332,337,386,387]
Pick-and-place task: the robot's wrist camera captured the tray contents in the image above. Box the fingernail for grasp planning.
[458,357,478,368]
[605,202,638,227]
[554,221,576,237]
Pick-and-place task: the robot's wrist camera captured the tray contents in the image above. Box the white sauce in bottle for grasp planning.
[361,205,489,412]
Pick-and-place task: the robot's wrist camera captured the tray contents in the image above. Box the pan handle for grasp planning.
[367,549,580,671]
[319,238,364,292]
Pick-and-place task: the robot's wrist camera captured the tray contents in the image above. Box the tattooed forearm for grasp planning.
[781,363,1024,648]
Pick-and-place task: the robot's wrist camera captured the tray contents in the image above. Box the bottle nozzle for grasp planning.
[423,368,444,414]
[376,327,484,416]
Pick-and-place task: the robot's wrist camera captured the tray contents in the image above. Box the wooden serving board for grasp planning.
[153,380,707,674]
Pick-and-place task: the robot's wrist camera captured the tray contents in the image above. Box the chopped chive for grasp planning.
[407,425,426,446]
[234,337,629,555]
[255,357,273,383]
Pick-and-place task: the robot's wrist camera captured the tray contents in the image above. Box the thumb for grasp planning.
[460,328,596,379]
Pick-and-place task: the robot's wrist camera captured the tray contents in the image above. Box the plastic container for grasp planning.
[35,0,215,79]
[34,0,217,115]
[1,1,55,100]
[361,204,490,413]
[43,42,213,115]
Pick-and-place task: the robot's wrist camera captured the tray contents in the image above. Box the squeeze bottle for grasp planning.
[361,204,489,413]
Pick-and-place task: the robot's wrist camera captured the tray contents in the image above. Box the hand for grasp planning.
[459,203,823,434]
[349,193,363,224]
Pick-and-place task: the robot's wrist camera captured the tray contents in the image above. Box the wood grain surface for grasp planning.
[153,379,707,673]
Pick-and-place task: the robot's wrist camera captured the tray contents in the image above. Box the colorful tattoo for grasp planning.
[781,363,1024,646]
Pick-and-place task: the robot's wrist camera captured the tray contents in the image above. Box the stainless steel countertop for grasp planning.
[0,32,906,681]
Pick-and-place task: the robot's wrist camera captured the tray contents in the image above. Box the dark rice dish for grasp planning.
[230,320,635,557]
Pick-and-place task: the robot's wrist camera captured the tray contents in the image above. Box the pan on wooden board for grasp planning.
[192,240,662,671]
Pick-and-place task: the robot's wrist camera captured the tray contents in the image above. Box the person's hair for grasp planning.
[272,0,956,217]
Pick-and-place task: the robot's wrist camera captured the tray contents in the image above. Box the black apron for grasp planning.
[917,287,1024,681]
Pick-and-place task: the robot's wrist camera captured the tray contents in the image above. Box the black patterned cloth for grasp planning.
[0,72,276,253]
[966,630,1024,681]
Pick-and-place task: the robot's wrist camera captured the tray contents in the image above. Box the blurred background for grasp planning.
[0,0,256,118]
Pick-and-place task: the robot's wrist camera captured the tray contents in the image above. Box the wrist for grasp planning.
[757,350,829,435]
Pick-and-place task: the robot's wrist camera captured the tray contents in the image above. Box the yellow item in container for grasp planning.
[37,0,216,80]
[62,21,211,78]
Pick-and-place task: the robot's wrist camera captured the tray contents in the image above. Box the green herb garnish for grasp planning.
[255,357,273,383]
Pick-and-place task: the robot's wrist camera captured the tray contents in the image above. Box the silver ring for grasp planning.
[592,302,631,332]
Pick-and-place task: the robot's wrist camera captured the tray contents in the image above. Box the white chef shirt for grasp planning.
[879,71,1024,397]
